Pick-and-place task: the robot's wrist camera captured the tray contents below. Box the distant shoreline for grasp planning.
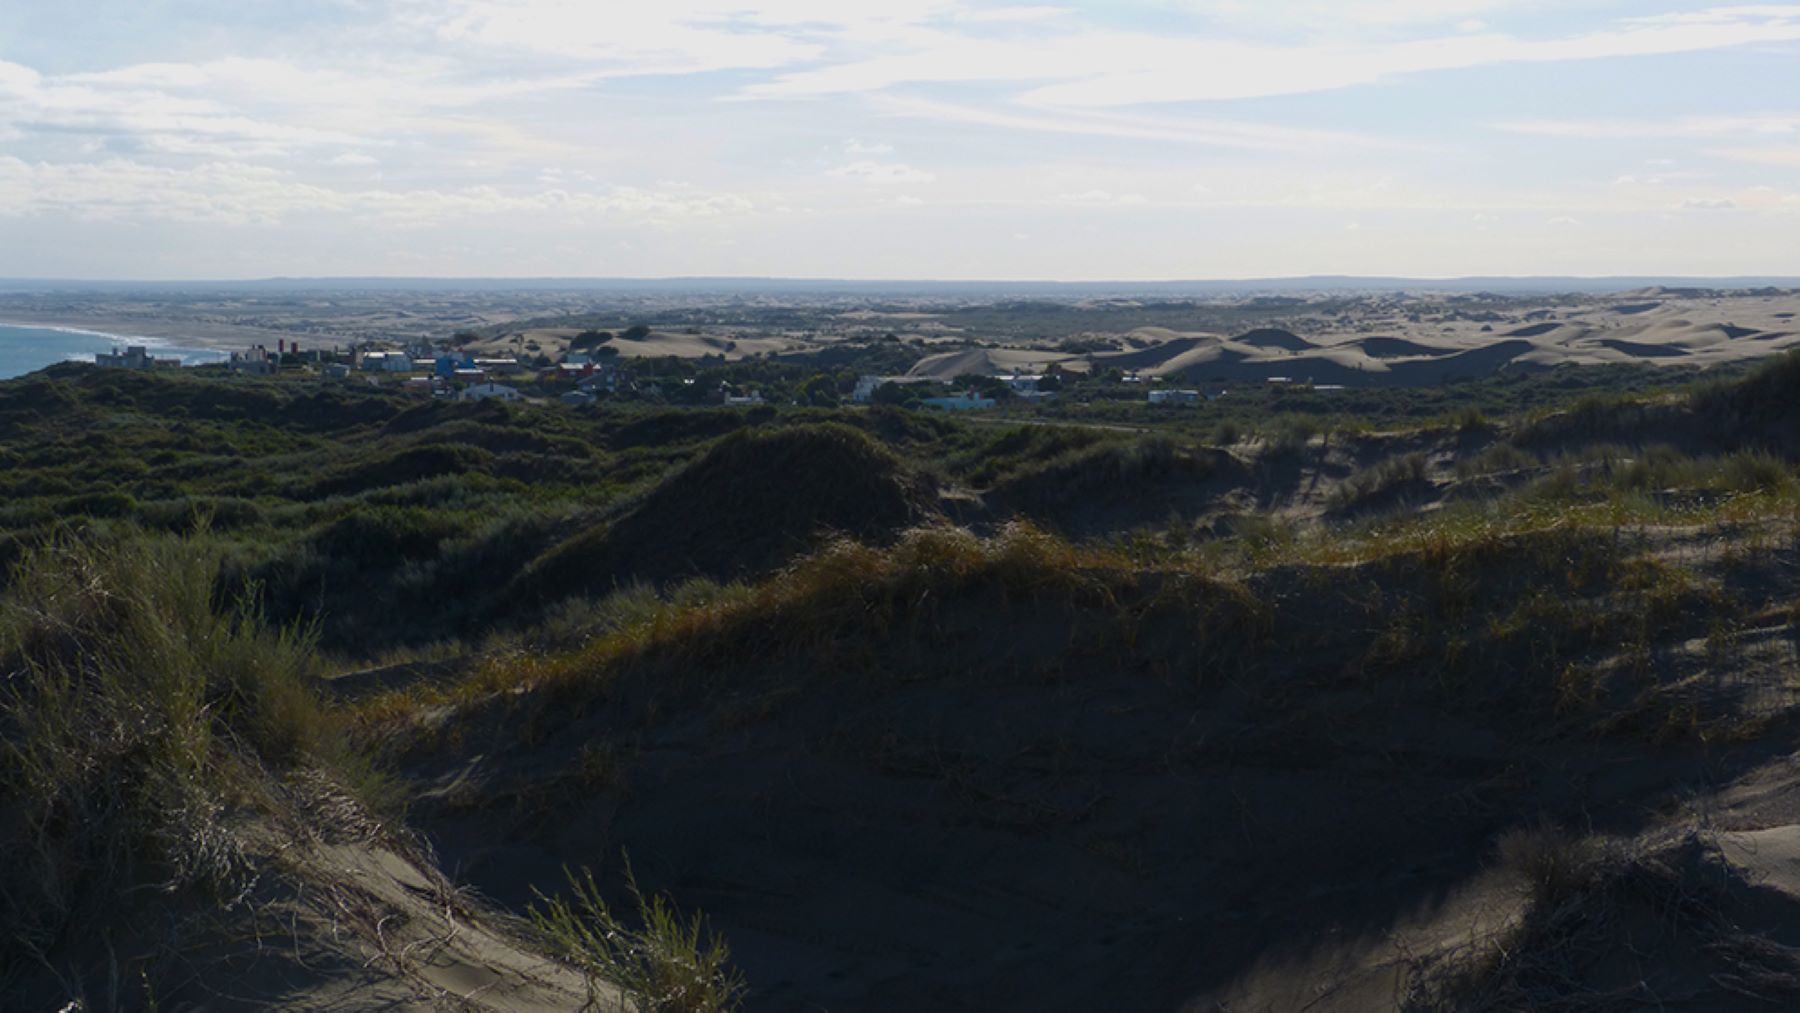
[0,321,229,379]
[0,317,266,353]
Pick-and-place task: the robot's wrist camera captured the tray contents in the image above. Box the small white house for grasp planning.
[359,350,413,372]
[852,375,883,403]
[95,345,178,370]
[459,382,519,402]
[228,345,277,375]
[1148,389,1201,406]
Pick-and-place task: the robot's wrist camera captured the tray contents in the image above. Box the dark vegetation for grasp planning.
[2,351,1800,1009]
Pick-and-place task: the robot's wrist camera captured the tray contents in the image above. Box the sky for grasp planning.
[0,1,1797,280]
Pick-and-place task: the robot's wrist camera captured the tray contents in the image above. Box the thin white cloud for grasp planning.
[1500,113,1800,138]
[1182,0,1536,29]
[827,160,936,184]
[0,156,761,226]
[738,5,1800,106]
[1710,145,1800,167]
[1057,189,1147,204]
[870,94,1403,153]
[0,58,368,158]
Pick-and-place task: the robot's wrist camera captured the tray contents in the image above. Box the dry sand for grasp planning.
[1068,293,1800,385]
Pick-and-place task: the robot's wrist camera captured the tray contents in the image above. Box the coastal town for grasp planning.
[94,334,1228,410]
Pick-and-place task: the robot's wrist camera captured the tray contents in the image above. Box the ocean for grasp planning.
[0,323,227,380]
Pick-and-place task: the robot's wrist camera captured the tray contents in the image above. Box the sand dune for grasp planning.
[1348,336,1458,359]
[1235,327,1315,352]
[906,346,1077,380]
[1595,338,1691,358]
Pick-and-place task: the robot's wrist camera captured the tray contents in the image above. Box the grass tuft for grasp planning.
[530,860,746,1013]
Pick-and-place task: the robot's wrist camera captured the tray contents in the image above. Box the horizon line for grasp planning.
[3,273,1799,287]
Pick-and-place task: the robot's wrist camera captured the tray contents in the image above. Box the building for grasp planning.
[724,392,765,406]
[322,362,351,379]
[360,351,414,373]
[1148,389,1201,406]
[472,357,522,376]
[459,382,519,402]
[228,345,277,375]
[560,389,596,407]
[94,345,178,370]
[436,353,475,377]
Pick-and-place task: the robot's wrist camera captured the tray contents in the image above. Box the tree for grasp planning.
[802,373,840,407]
[872,381,914,406]
[621,324,652,341]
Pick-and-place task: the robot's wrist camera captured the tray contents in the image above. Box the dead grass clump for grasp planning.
[1404,829,1744,1011]
[986,436,1238,526]
[530,861,745,1013]
[1455,442,1537,480]
[1328,452,1429,514]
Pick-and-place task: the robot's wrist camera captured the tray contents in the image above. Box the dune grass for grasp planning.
[0,532,388,1004]
[530,860,746,1013]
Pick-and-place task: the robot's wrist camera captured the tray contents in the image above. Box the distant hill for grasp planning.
[3,275,1798,297]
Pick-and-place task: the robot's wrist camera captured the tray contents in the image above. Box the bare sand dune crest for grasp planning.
[906,346,1076,379]
[1595,337,1691,358]
[1234,327,1315,352]
[1344,336,1458,359]
[1091,336,1237,374]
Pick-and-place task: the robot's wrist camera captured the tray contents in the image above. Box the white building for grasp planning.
[852,375,883,403]
[95,345,179,370]
[459,382,520,402]
[229,345,277,375]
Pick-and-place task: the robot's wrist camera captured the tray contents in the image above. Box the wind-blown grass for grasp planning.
[530,860,746,1013]
[0,533,385,1004]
